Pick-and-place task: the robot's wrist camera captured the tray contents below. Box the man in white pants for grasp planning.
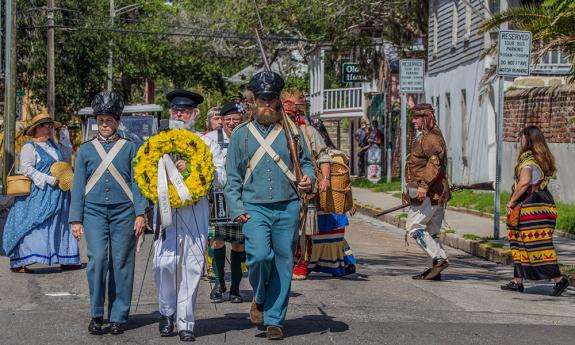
[152,90,226,342]
[404,103,451,281]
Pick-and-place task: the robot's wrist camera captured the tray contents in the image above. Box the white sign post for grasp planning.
[399,59,425,194]
[494,30,532,239]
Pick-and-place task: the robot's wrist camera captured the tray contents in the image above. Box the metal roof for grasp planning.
[78,104,163,116]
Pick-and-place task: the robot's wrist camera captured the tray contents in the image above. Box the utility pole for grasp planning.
[47,0,55,118]
[107,0,114,91]
[3,0,17,194]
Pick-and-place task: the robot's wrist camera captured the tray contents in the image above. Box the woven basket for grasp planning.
[6,175,31,197]
[50,161,74,192]
[317,157,353,215]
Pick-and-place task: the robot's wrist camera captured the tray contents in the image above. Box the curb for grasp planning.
[447,206,575,240]
[354,201,575,285]
[354,202,513,265]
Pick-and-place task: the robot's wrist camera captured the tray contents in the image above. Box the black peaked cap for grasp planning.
[166,89,204,109]
[247,71,285,100]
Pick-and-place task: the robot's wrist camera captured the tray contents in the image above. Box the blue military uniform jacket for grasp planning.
[69,136,148,223]
[224,120,316,221]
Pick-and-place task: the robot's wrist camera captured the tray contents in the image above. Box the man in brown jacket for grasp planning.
[405,103,451,281]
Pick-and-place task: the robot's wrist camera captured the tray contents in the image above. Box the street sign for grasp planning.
[341,63,366,83]
[497,30,532,77]
[16,90,25,97]
[399,59,424,93]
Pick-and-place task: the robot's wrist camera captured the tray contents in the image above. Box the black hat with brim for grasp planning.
[167,89,204,109]
[220,102,243,117]
[248,71,285,100]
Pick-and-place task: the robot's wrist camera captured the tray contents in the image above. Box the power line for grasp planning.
[22,6,315,43]
[21,24,316,43]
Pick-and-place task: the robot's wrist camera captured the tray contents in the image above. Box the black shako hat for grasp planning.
[220,101,243,117]
[247,71,285,100]
[91,91,124,120]
[166,89,204,109]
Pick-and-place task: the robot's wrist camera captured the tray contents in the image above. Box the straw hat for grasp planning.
[50,161,74,192]
[26,111,62,136]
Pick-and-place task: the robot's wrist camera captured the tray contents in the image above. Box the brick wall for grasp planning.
[504,85,575,143]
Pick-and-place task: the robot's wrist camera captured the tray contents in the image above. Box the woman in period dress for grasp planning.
[500,125,569,296]
[2,113,80,273]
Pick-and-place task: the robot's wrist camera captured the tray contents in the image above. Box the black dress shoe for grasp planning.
[551,277,569,296]
[159,314,174,336]
[179,330,196,342]
[209,283,226,302]
[88,317,104,335]
[110,322,125,335]
[229,287,244,303]
[500,280,524,293]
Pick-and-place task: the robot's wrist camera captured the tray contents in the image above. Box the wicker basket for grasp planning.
[6,175,31,197]
[317,154,353,214]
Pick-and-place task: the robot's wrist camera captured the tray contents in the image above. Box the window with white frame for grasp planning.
[433,12,438,55]
[464,1,472,40]
[452,2,459,47]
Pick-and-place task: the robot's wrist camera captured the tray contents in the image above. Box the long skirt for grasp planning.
[507,189,561,280]
[307,213,356,277]
[9,193,80,268]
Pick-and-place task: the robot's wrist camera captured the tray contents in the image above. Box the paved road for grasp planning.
[0,214,574,344]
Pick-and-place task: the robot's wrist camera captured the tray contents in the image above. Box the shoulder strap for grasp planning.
[85,139,133,201]
[217,127,228,149]
[246,123,296,183]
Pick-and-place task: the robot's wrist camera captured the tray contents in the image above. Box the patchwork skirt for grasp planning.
[507,189,561,280]
[308,213,356,277]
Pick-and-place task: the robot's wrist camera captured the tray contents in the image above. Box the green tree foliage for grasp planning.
[17,0,243,121]
[16,0,430,120]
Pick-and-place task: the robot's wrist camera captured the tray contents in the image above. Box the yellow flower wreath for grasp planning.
[134,129,215,208]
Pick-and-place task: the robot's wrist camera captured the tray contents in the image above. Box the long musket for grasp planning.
[253,3,303,183]
[373,181,495,218]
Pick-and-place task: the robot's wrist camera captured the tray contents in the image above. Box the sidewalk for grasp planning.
[352,187,575,267]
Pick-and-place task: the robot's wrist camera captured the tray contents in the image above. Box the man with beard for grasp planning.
[204,101,246,303]
[405,103,451,281]
[152,89,226,341]
[224,71,315,340]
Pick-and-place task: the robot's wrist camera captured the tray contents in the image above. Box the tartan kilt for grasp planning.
[208,223,244,244]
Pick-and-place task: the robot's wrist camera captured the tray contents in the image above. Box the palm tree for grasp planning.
[480,0,574,76]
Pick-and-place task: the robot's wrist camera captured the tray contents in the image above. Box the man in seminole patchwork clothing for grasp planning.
[404,103,451,281]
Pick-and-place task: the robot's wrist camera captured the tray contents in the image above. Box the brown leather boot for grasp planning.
[425,259,448,280]
[249,299,263,325]
[266,325,284,340]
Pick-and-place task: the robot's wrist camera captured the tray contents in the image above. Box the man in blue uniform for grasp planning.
[70,91,148,335]
[224,71,315,340]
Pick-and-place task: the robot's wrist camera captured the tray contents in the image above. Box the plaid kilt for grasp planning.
[208,223,244,244]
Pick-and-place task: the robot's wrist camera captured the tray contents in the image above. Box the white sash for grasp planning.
[245,122,296,184]
[86,139,133,202]
[157,154,192,228]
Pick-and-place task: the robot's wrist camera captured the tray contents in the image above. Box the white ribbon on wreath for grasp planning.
[157,154,192,228]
